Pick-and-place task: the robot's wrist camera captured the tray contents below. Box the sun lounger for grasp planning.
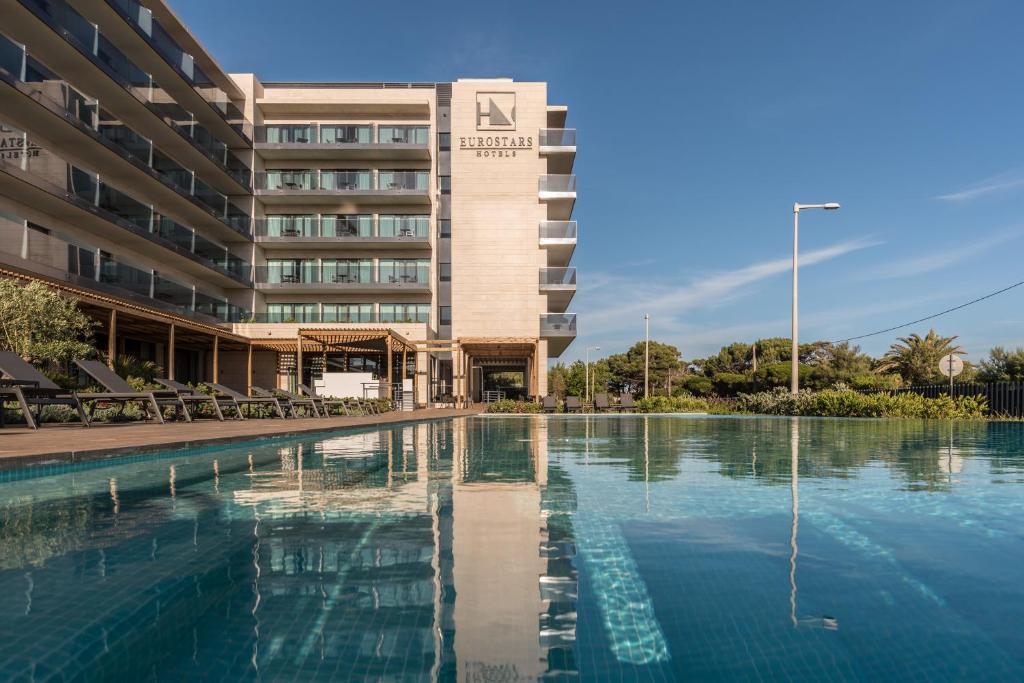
[156,379,227,420]
[0,352,88,428]
[206,383,286,419]
[73,359,171,423]
[542,395,558,413]
[254,386,321,418]
[298,384,350,416]
[594,393,612,412]
[565,396,582,413]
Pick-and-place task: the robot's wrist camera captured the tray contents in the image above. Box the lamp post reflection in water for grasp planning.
[644,415,651,513]
[789,418,799,627]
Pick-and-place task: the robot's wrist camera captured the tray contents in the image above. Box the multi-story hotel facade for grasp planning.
[0,0,577,407]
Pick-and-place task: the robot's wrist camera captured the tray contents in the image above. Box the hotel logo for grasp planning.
[476,92,516,130]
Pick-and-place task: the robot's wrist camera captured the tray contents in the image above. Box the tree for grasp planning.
[605,340,683,396]
[548,363,568,398]
[977,347,1024,382]
[0,280,94,370]
[876,329,964,385]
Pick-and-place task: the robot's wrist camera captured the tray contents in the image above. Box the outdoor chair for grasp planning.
[254,386,321,418]
[206,383,286,419]
[619,393,637,413]
[156,379,228,421]
[542,395,558,413]
[565,396,583,413]
[594,393,612,412]
[298,384,350,417]
[0,351,89,429]
[73,359,177,423]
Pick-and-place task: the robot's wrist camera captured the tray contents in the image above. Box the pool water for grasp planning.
[0,415,1022,681]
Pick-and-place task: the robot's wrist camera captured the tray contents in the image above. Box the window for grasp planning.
[379,259,429,284]
[439,306,451,326]
[378,125,428,145]
[263,214,315,237]
[265,259,313,283]
[379,215,428,238]
[438,219,451,237]
[321,258,372,283]
[438,133,451,151]
[380,304,429,323]
[438,175,451,194]
[320,124,371,144]
[439,262,451,281]
[265,303,317,323]
[322,214,372,237]
[323,303,374,323]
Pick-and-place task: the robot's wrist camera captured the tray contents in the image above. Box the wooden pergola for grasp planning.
[416,337,541,407]
[1,265,248,383]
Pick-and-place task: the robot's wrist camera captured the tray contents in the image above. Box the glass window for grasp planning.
[265,259,314,283]
[322,214,372,237]
[439,176,451,194]
[322,258,372,283]
[378,125,428,145]
[438,219,451,237]
[379,259,429,284]
[439,306,451,326]
[265,303,317,323]
[379,170,428,191]
[320,169,371,190]
[320,125,371,144]
[439,262,451,281]
[379,215,428,238]
[264,214,315,237]
[323,303,374,323]
[380,304,429,323]
[438,133,451,151]
[263,124,314,143]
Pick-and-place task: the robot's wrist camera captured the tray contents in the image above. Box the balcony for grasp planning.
[539,220,576,266]
[0,215,249,324]
[540,313,577,356]
[248,304,430,325]
[6,0,251,191]
[539,267,576,312]
[254,123,430,160]
[0,136,251,286]
[539,128,576,174]
[539,174,576,220]
[254,169,430,205]
[255,261,430,294]
[254,214,430,250]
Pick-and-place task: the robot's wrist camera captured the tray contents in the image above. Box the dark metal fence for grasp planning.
[862,381,1024,417]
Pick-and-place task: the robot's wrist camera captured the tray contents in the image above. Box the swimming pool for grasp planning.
[0,415,1021,680]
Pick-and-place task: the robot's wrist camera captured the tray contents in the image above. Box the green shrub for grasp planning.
[712,372,749,395]
[677,375,714,396]
[734,387,987,420]
[485,399,542,414]
[636,395,717,413]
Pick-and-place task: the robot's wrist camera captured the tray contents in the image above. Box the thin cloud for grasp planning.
[580,237,880,336]
[865,230,1020,280]
[936,170,1024,202]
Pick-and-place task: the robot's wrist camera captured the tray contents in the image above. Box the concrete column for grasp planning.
[106,309,117,368]
[246,345,253,395]
[212,334,219,383]
[296,332,303,391]
[167,323,175,381]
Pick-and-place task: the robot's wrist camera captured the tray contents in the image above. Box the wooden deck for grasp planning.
[0,408,481,466]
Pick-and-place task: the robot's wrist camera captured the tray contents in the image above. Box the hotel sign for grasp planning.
[462,92,533,157]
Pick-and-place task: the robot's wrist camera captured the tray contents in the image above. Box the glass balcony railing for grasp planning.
[379,170,428,191]
[254,260,429,286]
[539,129,577,148]
[539,175,577,194]
[15,0,252,182]
[539,221,577,240]
[254,215,428,239]
[378,260,430,285]
[0,212,248,322]
[1,129,251,281]
[105,0,254,141]
[540,267,577,287]
[255,170,427,192]
[540,313,577,336]
[254,123,426,145]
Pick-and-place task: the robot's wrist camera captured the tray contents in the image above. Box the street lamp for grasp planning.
[585,345,601,403]
[791,202,840,394]
[644,314,650,399]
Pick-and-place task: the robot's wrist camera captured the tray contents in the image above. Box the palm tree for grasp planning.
[876,329,964,385]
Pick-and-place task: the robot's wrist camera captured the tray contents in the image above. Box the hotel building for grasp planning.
[0,0,577,407]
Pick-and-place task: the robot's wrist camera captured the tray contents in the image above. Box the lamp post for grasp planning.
[644,314,650,399]
[791,202,840,394]
[585,345,601,403]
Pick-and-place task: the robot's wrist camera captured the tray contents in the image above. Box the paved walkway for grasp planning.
[0,408,481,466]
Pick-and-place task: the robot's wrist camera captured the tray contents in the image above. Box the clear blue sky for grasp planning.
[177,0,1024,363]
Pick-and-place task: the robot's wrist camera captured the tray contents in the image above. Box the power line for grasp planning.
[831,278,1024,344]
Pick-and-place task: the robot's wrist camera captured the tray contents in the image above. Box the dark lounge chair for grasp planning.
[156,379,227,421]
[542,395,558,413]
[73,359,170,423]
[619,393,637,413]
[206,383,286,419]
[254,386,321,418]
[594,393,612,412]
[0,352,89,428]
[565,396,582,413]
[298,383,350,416]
